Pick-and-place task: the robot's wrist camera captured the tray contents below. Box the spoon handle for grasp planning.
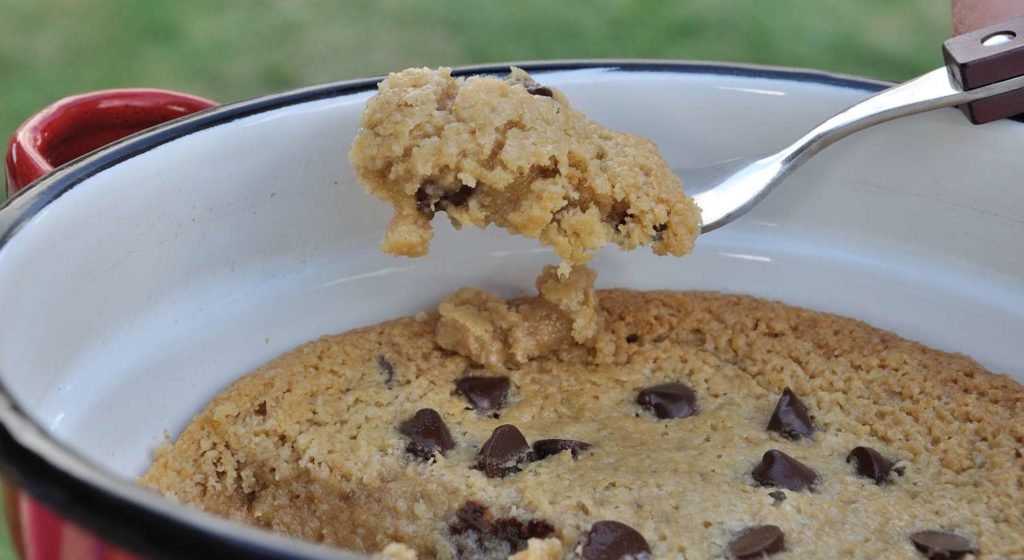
[775,16,1024,177]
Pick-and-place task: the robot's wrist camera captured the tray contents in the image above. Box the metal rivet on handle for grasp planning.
[982,31,1016,46]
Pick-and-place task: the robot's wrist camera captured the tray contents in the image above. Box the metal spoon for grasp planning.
[689,18,1024,233]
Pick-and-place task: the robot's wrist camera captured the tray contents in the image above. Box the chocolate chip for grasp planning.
[254,401,267,417]
[729,525,785,559]
[637,382,697,419]
[398,409,455,461]
[532,438,591,460]
[580,520,651,560]
[456,376,511,412]
[768,490,786,506]
[847,446,896,484]
[625,334,639,344]
[766,387,815,440]
[376,355,395,388]
[909,531,976,559]
[751,450,817,491]
[449,501,554,556]
[475,425,533,478]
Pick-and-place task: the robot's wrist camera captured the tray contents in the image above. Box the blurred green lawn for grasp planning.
[2,0,949,201]
[0,0,947,557]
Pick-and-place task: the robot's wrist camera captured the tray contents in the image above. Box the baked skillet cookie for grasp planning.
[142,69,1023,560]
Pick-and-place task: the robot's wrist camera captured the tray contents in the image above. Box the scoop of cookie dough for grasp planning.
[349,67,701,273]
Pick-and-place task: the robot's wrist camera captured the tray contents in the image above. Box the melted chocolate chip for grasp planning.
[415,185,435,217]
[768,490,786,507]
[532,438,591,460]
[398,409,455,461]
[909,531,976,559]
[766,387,815,440]
[456,376,511,411]
[625,333,640,344]
[451,500,490,533]
[637,382,697,419]
[729,525,785,559]
[751,450,817,491]
[580,521,651,560]
[522,519,555,539]
[376,355,395,388]
[414,183,474,217]
[449,501,554,556]
[510,70,555,99]
[475,425,534,478]
[608,203,630,228]
[439,185,474,210]
[847,446,896,484]
[493,517,555,548]
[525,83,554,98]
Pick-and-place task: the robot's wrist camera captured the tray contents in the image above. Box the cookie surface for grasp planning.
[348,67,701,273]
[141,290,1023,559]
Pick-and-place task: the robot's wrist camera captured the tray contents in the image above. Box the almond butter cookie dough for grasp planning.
[348,67,701,274]
[141,273,1024,559]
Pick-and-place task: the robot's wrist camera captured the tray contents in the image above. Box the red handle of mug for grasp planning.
[2,88,217,559]
[5,88,217,198]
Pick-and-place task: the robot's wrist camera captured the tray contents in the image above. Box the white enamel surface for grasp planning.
[0,67,1021,481]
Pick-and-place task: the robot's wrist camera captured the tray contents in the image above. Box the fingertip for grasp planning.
[952,0,1024,35]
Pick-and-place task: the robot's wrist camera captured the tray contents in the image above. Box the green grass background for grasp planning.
[0,0,948,556]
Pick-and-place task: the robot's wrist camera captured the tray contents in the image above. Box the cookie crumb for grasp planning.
[374,543,418,560]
